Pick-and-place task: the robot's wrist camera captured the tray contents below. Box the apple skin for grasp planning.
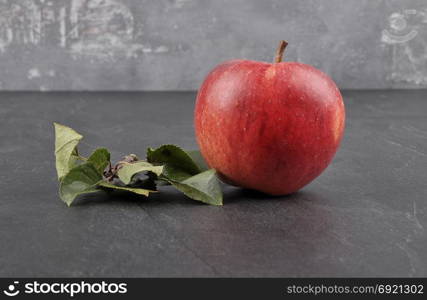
[194,59,345,195]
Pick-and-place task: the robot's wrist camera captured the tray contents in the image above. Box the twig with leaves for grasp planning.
[54,123,223,206]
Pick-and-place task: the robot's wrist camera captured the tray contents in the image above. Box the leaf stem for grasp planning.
[74,148,87,161]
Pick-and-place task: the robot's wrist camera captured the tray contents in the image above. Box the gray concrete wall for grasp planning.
[0,0,426,91]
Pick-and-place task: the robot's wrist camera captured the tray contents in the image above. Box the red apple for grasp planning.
[194,41,345,195]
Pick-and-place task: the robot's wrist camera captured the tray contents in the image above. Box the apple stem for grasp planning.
[274,40,288,63]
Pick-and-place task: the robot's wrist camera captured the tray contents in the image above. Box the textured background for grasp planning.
[0,0,426,91]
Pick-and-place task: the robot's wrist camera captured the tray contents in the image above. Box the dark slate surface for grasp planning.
[0,90,426,277]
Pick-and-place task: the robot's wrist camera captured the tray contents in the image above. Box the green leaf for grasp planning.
[160,167,193,182]
[166,169,223,206]
[98,181,155,197]
[147,145,201,176]
[147,145,222,205]
[59,163,102,206]
[117,161,164,185]
[54,123,83,180]
[87,148,110,175]
[53,125,223,206]
[186,150,209,172]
